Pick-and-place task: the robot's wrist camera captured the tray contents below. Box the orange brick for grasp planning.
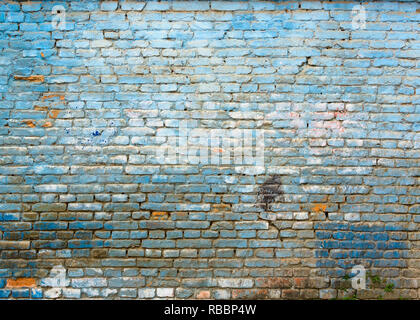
[196,290,210,299]
[6,278,36,288]
[14,75,44,82]
[255,277,292,288]
[211,204,231,212]
[42,94,65,101]
[312,203,327,213]
[34,106,48,111]
[151,212,168,220]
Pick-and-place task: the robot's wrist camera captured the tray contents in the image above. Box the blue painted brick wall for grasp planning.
[0,0,419,300]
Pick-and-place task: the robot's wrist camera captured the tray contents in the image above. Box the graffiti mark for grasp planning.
[257,175,284,211]
[79,127,118,146]
[315,223,410,285]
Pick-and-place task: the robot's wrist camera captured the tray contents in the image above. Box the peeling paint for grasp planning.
[14,75,44,82]
[22,120,36,128]
[34,106,49,111]
[42,121,53,128]
[312,204,327,213]
[41,94,65,101]
[48,109,61,119]
[212,148,224,153]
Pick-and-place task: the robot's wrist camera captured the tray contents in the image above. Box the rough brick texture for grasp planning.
[0,0,419,300]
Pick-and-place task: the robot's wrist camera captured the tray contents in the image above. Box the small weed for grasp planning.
[368,273,381,285]
[384,283,395,293]
[341,293,358,300]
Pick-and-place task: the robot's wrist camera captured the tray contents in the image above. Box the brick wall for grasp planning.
[0,0,419,299]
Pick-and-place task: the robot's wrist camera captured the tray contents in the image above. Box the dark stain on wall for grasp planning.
[256,175,284,211]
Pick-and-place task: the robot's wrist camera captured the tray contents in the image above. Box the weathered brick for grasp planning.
[1,0,419,301]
